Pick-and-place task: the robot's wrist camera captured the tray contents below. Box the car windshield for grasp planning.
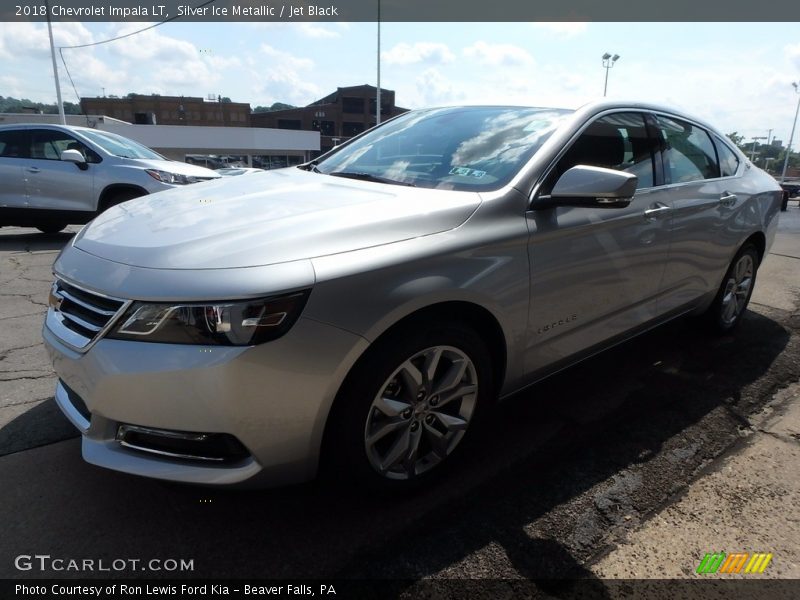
[312,106,573,191]
[79,130,165,160]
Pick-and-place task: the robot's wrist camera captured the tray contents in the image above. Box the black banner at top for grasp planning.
[1,0,800,22]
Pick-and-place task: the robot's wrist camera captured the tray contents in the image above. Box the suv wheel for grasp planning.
[325,322,492,490]
[36,223,67,234]
[100,189,144,213]
[705,244,759,333]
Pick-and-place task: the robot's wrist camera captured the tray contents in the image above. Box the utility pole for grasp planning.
[45,0,66,125]
[780,82,800,183]
[376,0,381,125]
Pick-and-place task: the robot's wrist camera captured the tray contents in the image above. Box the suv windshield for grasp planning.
[313,106,573,191]
[79,130,165,160]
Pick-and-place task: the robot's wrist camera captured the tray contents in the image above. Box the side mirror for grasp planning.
[535,165,637,209]
[60,149,88,170]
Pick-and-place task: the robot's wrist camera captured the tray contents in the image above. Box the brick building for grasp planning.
[251,85,408,154]
[80,95,251,127]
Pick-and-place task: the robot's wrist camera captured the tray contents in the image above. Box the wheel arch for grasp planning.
[97,184,149,212]
[316,300,508,474]
[742,231,766,265]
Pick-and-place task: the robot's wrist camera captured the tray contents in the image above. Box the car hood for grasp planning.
[74,168,481,269]
[123,158,220,178]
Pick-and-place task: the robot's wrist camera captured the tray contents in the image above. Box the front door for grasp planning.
[524,111,672,375]
[24,129,96,213]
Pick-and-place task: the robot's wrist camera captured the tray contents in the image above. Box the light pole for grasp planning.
[602,53,620,97]
[780,82,800,183]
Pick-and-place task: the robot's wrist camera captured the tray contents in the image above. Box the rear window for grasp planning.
[658,116,720,183]
[0,130,28,158]
[714,136,740,177]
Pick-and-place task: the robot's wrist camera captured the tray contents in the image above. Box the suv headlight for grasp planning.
[107,291,310,345]
[145,169,197,185]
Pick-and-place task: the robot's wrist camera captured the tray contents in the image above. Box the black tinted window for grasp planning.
[551,112,656,189]
[0,130,29,158]
[30,129,100,163]
[658,117,719,183]
[714,136,740,177]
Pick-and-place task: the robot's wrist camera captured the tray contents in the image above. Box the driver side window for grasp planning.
[544,112,656,193]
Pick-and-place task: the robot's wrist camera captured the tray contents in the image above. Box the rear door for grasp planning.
[0,129,30,208]
[654,115,744,312]
[524,111,672,374]
[24,129,97,213]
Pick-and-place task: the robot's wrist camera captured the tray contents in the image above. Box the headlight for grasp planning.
[107,291,310,345]
[145,169,196,185]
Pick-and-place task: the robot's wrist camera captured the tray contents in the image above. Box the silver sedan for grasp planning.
[43,101,782,489]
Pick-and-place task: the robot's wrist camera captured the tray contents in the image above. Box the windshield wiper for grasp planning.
[327,171,416,187]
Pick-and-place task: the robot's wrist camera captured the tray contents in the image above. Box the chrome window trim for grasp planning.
[650,110,745,180]
[529,108,660,205]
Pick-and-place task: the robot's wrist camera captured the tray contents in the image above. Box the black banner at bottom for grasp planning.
[3,579,800,600]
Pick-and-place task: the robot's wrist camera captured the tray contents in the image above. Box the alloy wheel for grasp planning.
[720,253,754,326]
[363,345,478,480]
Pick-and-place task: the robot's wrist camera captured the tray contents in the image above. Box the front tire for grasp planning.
[324,321,493,491]
[705,244,759,333]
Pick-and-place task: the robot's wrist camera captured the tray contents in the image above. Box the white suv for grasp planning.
[0,123,220,233]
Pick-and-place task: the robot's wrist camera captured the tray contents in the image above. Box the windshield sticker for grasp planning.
[449,167,486,178]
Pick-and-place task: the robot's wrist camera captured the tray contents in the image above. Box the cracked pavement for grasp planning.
[0,226,81,455]
[0,210,798,589]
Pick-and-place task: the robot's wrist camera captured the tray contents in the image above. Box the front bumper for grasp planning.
[44,316,368,486]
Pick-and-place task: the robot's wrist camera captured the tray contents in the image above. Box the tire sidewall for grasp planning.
[710,244,759,333]
[324,322,493,491]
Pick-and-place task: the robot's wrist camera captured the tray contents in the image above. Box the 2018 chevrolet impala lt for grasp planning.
[43,101,782,489]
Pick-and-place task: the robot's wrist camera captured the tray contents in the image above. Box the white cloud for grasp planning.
[108,26,197,62]
[530,22,588,38]
[382,42,456,66]
[414,68,465,106]
[259,44,314,71]
[786,42,800,70]
[250,45,318,105]
[462,41,534,67]
[0,22,94,60]
[295,23,340,39]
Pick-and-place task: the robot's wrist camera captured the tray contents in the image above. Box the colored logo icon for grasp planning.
[696,552,773,574]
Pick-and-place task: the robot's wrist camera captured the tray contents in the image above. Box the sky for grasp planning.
[1,21,799,145]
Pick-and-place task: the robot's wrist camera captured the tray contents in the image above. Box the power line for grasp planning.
[54,0,217,121]
[58,0,216,50]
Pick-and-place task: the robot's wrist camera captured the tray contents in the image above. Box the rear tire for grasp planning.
[323,321,493,492]
[36,223,67,234]
[704,244,759,333]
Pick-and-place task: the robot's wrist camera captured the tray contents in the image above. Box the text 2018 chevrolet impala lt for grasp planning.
[43,101,782,489]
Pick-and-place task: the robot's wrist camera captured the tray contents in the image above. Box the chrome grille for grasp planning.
[47,278,129,351]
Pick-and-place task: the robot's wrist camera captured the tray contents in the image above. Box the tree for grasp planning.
[252,102,297,113]
[726,132,746,150]
[0,96,80,115]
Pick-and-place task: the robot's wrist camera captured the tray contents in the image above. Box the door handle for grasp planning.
[643,202,671,220]
[25,167,40,173]
[719,192,737,207]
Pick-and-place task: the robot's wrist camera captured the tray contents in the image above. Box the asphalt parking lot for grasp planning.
[0,210,799,590]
